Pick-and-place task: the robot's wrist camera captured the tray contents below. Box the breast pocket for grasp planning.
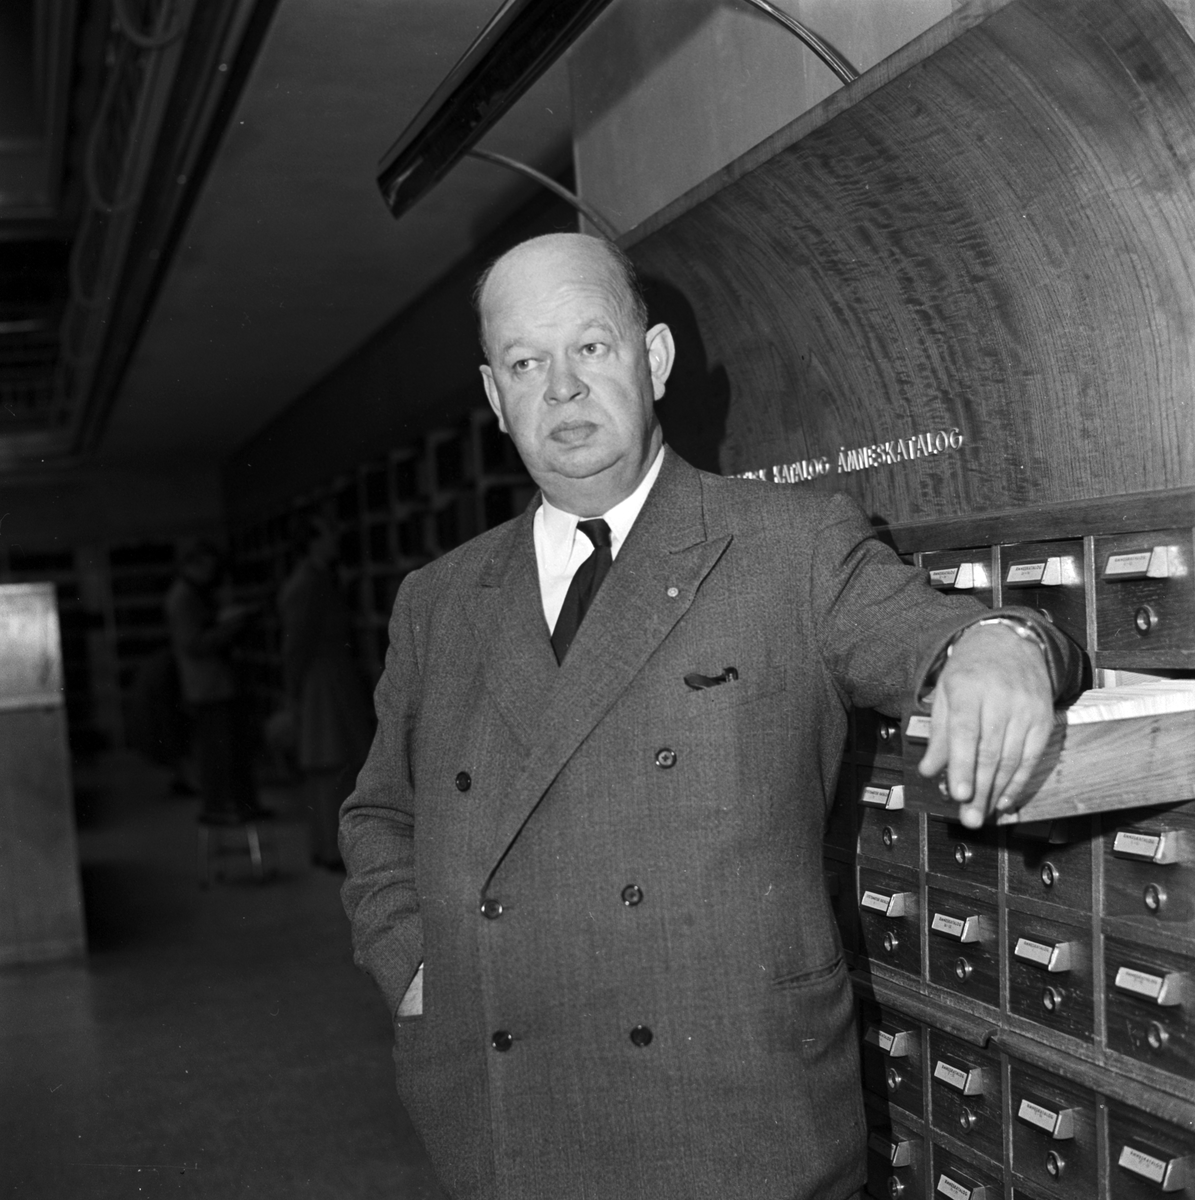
[677,663,787,720]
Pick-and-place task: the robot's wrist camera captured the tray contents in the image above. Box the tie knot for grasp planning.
[577,518,612,550]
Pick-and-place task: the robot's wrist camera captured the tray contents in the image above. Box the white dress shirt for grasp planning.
[534,447,665,633]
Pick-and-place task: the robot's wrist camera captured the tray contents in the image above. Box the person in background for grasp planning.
[278,514,375,870]
[165,538,261,819]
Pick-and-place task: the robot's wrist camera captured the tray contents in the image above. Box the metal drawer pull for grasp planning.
[1014,937,1073,973]
[1117,1142,1190,1191]
[1112,830,1183,865]
[867,1132,912,1167]
[1114,966,1185,1006]
[862,890,913,918]
[1017,1097,1075,1139]
[860,784,905,810]
[933,1058,983,1095]
[864,1025,910,1057]
[932,912,980,942]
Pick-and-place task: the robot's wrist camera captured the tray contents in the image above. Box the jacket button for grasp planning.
[654,748,677,769]
[621,884,643,907]
[491,1030,513,1051]
[480,898,503,919]
[455,771,472,792]
[629,1025,653,1047]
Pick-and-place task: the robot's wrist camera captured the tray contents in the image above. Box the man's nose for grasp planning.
[545,359,587,404]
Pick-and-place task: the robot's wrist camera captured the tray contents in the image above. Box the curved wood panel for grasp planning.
[627,0,1195,524]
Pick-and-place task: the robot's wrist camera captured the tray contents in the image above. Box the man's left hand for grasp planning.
[916,624,1055,829]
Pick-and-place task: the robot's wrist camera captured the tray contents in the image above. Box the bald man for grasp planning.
[340,233,1081,1200]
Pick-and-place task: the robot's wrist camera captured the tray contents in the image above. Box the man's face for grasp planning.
[478,238,673,512]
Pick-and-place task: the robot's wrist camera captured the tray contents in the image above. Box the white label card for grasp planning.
[1014,937,1054,967]
[1105,551,1152,577]
[860,786,891,807]
[937,1174,976,1200]
[861,890,891,912]
[934,1060,968,1090]
[930,567,959,587]
[1007,561,1046,584]
[1118,1144,1168,1184]
[1018,1099,1058,1133]
[1113,830,1163,861]
[1115,966,1164,1000]
[905,713,933,741]
[932,913,964,937]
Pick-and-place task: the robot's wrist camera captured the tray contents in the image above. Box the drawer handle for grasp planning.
[862,889,913,918]
[1114,966,1185,1007]
[1113,830,1184,865]
[932,912,980,943]
[1042,985,1065,1013]
[1017,1097,1075,1139]
[933,1058,984,1095]
[1045,1149,1067,1179]
[1117,1142,1190,1190]
[1014,936,1073,973]
[864,1024,910,1058]
[867,1132,912,1168]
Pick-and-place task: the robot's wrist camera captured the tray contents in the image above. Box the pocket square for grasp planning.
[684,666,739,690]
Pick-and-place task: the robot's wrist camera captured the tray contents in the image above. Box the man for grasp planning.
[340,234,1081,1199]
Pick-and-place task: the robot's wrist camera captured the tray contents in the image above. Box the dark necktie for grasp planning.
[551,518,613,664]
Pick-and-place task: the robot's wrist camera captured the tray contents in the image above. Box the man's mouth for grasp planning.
[549,421,597,444]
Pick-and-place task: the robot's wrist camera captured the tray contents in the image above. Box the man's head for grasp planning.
[476,233,675,516]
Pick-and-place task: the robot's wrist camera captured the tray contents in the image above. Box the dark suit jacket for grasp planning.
[340,449,1080,1200]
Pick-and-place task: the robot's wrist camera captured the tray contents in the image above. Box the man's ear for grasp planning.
[480,365,507,432]
[644,323,676,400]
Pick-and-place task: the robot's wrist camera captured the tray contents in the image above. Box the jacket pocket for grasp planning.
[677,663,786,719]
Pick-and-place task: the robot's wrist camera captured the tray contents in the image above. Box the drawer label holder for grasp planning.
[1117,1142,1190,1190]
[867,1132,912,1167]
[905,713,933,741]
[1103,546,1177,580]
[1014,936,1073,973]
[860,784,905,810]
[937,1172,985,1200]
[1113,829,1182,865]
[864,1024,910,1058]
[931,912,980,942]
[1114,965,1184,1006]
[933,1058,984,1095]
[862,889,912,918]
[1016,1097,1075,1139]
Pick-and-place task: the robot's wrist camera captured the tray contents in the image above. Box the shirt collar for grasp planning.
[539,445,665,563]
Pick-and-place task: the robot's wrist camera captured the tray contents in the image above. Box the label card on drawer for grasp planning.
[1117,1143,1189,1189]
[1017,1097,1074,1139]
[865,1024,910,1057]
[930,567,959,587]
[860,785,904,810]
[905,713,932,741]
[1113,829,1180,864]
[862,890,911,917]
[1105,551,1153,578]
[1014,937,1072,972]
[932,912,980,942]
[1114,966,1184,1006]
[867,1132,912,1167]
[1006,561,1046,585]
[937,1173,985,1200]
[934,1058,983,1094]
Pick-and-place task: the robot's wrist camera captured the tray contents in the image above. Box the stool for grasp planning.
[197,811,274,886]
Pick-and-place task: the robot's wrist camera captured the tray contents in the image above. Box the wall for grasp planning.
[569,0,957,237]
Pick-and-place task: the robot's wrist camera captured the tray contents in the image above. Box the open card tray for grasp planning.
[901,679,1195,823]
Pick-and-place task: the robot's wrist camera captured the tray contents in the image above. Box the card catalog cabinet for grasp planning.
[829,495,1195,1199]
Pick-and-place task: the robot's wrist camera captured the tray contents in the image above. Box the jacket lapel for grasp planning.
[483,451,732,884]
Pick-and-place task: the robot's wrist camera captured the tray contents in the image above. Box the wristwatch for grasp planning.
[947,614,1050,661]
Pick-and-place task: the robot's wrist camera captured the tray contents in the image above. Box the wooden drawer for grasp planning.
[999,539,1086,648]
[1009,1063,1097,1200]
[858,865,921,979]
[866,1113,926,1200]
[1109,1104,1195,1199]
[929,1030,1003,1162]
[1006,819,1093,912]
[932,1142,1004,1199]
[1094,528,1195,660]
[1104,803,1195,931]
[858,769,919,869]
[861,1007,923,1120]
[1105,935,1194,1079]
[928,817,999,889]
[1007,910,1093,1041]
[928,887,998,1007]
[921,547,995,609]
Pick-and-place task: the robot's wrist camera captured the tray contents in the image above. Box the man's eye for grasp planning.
[580,342,605,356]
[511,358,534,373]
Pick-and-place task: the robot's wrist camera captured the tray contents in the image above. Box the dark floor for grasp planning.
[0,752,448,1199]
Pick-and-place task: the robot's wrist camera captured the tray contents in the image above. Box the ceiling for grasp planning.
[0,0,576,474]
